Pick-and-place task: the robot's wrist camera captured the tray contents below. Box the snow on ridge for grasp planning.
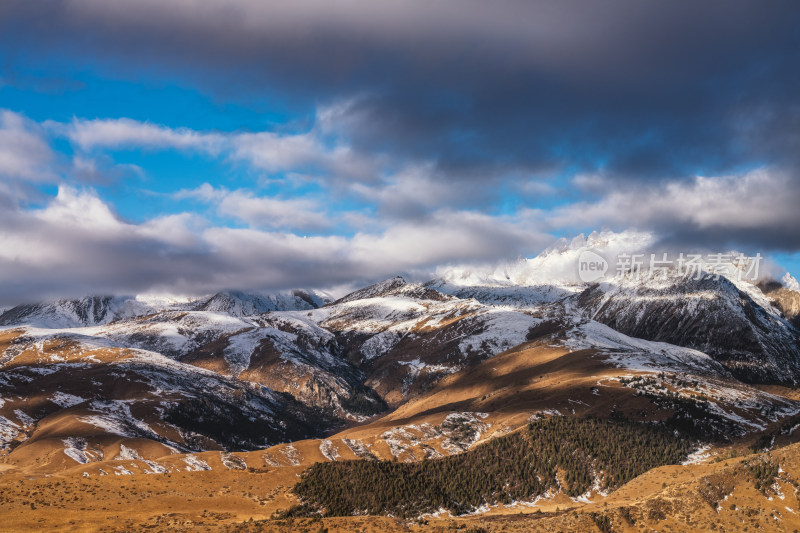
[194,289,329,316]
[62,437,102,464]
[14,409,35,426]
[458,307,539,356]
[116,444,142,461]
[0,415,20,447]
[0,296,158,329]
[0,288,334,329]
[563,319,727,376]
[78,400,162,441]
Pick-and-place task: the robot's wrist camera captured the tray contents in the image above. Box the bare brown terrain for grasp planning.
[3,442,800,532]
[5,333,800,531]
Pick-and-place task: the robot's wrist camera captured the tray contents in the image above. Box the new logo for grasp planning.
[577,250,608,282]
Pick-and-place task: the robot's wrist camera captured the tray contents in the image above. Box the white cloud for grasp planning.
[177,183,330,231]
[55,112,379,183]
[0,110,56,182]
[59,117,226,153]
[553,168,800,232]
[0,185,552,305]
[350,163,452,218]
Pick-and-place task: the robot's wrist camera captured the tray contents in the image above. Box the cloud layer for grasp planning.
[1,2,799,304]
[0,185,550,305]
[4,0,798,180]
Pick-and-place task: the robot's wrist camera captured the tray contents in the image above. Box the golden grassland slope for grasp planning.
[5,325,800,531]
[3,441,800,532]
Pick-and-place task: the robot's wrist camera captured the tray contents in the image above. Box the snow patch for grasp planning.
[280,445,301,466]
[320,439,340,461]
[62,437,102,464]
[113,465,134,475]
[183,455,211,471]
[0,416,20,447]
[14,409,34,426]
[221,452,247,470]
[682,445,712,465]
[50,391,85,408]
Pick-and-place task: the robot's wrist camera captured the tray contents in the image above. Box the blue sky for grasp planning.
[0,1,799,303]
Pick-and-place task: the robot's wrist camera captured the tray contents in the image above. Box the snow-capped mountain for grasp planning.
[194,289,332,316]
[2,230,800,471]
[576,272,800,384]
[432,230,800,385]
[0,328,325,463]
[0,295,156,328]
[312,277,540,405]
[0,288,333,328]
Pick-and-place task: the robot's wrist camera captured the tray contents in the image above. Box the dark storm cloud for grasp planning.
[2,0,799,182]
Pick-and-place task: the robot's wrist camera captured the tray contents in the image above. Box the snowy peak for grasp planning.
[193,289,330,316]
[0,295,154,328]
[290,288,332,309]
[335,276,410,304]
[0,289,335,327]
[435,230,656,289]
[577,271,800,385]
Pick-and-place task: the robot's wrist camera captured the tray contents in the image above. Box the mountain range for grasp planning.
[2,231,800,531]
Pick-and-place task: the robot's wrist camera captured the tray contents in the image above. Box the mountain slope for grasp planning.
[576,273,800,385]
[0,328,326,472]
[432,231,800,386]
[310,277,541,406]
[61,310,384,419]
[0,288,332,328]
[0,296,156,328]
[193,289,332,316]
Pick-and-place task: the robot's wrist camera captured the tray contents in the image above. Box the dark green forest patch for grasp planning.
[284,416,693,518]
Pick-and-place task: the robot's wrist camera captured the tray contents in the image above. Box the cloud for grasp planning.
[58,117,226,153]
[176,183,330,231]
[5,0,797,183]
[0,110,56,183]
[56,115,380,183]
[2,2,800,300]
[0,186,552,306]
[70,154,144,185]
[231,130,379,181]
[54,113,529,221]
[553,168,800,251]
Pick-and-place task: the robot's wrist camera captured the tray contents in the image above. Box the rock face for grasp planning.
[576,273,800,385]
[760,279,800,329]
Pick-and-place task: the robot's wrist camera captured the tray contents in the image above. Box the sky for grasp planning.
[0,0,799,305]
